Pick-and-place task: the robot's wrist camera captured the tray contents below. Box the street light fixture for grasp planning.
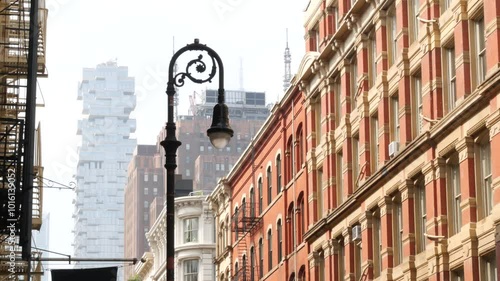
[160,38,233,281]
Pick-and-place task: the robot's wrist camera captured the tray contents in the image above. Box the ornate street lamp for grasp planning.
[160,39,233,281]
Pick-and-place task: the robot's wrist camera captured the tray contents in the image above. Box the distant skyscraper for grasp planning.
[177,89,270,192]
[124,145,165,280]
[73,61,136,276]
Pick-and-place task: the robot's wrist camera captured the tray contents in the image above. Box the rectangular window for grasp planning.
[350,56,358,110]
[334,78,342,127]
[447,153,461,236]
[442,0,451,13]
[315,97,323,144]
[337,152,344,205]
[451,267,464,281]
[478,140,492,217]
[409,0,419,44]
[387,4,398,65]
[317,168,324,218]
[144,187,149,195]
[392,194,403,266]
[144,174,149,182]
[200,145,204,152]
[390,95,400,142]
[153,174,158,182]
[371,115,379,172]
[372,210,382,277]
[184,259,199,281]
[444,47,456,112]
[474,17,486,85]
[337,238,345,281]
[184,218,199,243]
[415,176,427,254]
[370,31,377,87]
[480,251,498,280]
[319,251,326,281]
[354,236,362,281]
[411,73,423,136]
[333,6,339,33]
[352,135,360,189]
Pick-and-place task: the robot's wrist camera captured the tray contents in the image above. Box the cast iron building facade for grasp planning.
[210,0,500,280]
[73,61,136,276]
[177,89,270,192]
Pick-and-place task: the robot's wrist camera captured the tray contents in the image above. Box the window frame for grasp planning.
[184,217,199,243]
[447,153,462,236]
[183,259,199,281]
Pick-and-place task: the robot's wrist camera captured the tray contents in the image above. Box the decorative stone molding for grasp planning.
[486,109,500,140]
[359,211,372,231]
[399,179,414,201]
[342,227,352,245]
[347,14,359,31]
[332,39,343,55]
[378,196,392,216]
[456,136,474,163]
[322,239,334,257]
[312,59,328,79]
[308,251,321,268]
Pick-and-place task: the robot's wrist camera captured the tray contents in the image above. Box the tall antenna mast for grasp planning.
[239,57,244,91]
[283,28,292,93]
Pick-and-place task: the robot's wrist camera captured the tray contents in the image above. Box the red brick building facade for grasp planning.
[209,0,500,280]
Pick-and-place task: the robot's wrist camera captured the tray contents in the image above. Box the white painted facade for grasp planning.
[136,193,216,281]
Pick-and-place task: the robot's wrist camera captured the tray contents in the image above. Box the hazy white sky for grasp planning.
[36,0,306,272]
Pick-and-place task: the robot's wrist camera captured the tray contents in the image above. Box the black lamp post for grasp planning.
[160,39,233,281]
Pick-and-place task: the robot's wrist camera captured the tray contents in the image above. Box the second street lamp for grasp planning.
[160,38,233,281]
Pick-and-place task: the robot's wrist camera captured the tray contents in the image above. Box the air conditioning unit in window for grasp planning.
[389,141,399,158]
[352,225,362,242]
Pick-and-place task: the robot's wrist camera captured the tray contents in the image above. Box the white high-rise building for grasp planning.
[73,61,136,276]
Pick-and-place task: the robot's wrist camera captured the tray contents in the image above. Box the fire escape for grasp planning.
[0,0,47,280]
[231,201,262,281]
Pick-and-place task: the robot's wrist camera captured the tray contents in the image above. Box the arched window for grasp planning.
[296,125,304,171]
[298,265,306,281]
[267,167,272,205]
[249,189,255,218]
[277,219,283,261]
[250,247,256,281]
[286,137,293,183]
[234,206,239,238]
[234,262,239,281]
[276,154,282,193]
[267,229,273,270]
[259,238,264,279]
[258,178,263,214]
[287,202,295,254]
[297,193,305,243]
[289,272,296,281]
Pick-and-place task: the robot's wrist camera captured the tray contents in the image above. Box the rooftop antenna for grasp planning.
[239,57,244,91]
[283,28,292,95]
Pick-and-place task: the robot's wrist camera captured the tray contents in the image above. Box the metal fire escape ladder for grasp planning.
[231,202,262,281]
[0,0,47,280]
